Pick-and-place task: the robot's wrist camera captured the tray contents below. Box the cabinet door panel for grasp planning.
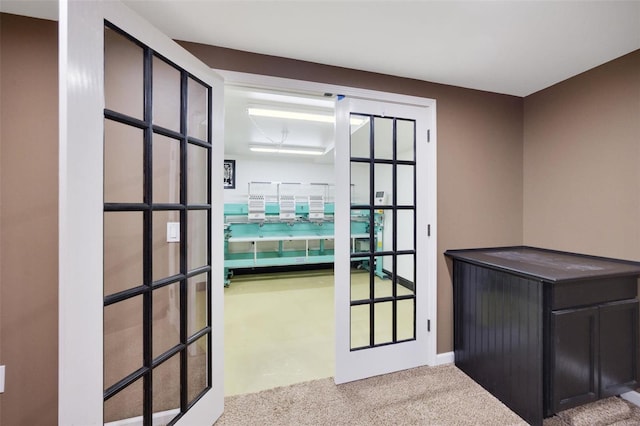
[551,306,599,413]
[600,299,639,397]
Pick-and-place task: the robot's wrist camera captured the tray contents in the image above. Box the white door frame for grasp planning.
[216,70,438,374]
[59,1,224,424]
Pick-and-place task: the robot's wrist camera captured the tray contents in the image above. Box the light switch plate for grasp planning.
[0,365,5,393]
[166,222,180,243]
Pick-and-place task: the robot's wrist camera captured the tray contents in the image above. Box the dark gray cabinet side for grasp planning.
[599,299,639,397]
[550,306,599,413]
[453,261,544,425]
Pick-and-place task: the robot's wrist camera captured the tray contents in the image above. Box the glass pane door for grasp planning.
[103,22,213,426]
[60,3,223,425]
[335,96,436,384]
[349,115,417,350]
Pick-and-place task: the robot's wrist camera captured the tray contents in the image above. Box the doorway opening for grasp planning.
[221,79,437,394]
[222,85,338,395]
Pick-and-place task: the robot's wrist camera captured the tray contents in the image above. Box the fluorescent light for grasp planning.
[247,107,368,126]
[248,107,333,123]
[249,144,325,156]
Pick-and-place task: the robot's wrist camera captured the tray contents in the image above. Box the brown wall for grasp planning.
[179,42,525,354]
[523,51,640,353]
[0,13,59,426]
[10,15,636,423]
[523,50,640,261]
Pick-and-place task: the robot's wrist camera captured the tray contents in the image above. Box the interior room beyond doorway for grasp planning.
[223,86,339,395]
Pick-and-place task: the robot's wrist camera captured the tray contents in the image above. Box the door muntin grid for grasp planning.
[103,22,212,426]
[349,114,417,350]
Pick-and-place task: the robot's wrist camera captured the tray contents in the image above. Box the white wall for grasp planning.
[223,156,335,203]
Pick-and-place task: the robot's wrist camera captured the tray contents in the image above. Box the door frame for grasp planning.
[59,1,224,424]
[216,70,438,372]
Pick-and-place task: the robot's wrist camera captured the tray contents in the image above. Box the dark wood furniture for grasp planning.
[445,246,640,426]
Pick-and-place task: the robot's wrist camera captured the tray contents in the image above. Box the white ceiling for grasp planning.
[3,0,638,162]
[113,1,640,97]
[3,1,639,97]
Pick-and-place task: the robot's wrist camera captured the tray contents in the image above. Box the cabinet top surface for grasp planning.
[445,246,640,282]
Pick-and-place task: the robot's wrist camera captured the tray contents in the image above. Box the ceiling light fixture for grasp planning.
[247,107,368,126]
[238,89,335,109]
[247,107,334,123]
[249,144,325,156]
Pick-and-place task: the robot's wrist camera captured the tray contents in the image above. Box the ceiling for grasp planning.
[2,1,639,97]
[125,0,640,97]
[224,86,337,162]
[3,1,638,162]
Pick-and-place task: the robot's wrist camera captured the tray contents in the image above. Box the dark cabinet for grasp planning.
[550,305,599,412]
[599,300,639,396]
[550,299,639,413]
[446,246,640,426]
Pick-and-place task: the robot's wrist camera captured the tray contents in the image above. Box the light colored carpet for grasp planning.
[544,396,640,426]
[216,364,527,425]
[556,397,631,426]
[216,362,640,426]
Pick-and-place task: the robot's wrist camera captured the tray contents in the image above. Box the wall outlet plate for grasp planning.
[0,365,5,393]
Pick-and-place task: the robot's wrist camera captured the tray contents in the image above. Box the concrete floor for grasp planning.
[223,267,414,396]
[224,269,335,396]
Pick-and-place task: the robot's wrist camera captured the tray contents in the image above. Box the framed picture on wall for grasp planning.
[223,159,236,189]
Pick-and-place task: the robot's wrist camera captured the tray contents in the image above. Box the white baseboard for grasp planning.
[435,351,454,365]
[621,390,640,408]
[104,408,180,426]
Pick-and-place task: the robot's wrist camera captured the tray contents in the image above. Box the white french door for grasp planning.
[334,96,437,383]
[59,1,224,425]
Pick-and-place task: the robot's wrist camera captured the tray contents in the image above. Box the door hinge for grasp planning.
[427,129,431,143]
[427,224,431,237]
[427,319,431,332]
